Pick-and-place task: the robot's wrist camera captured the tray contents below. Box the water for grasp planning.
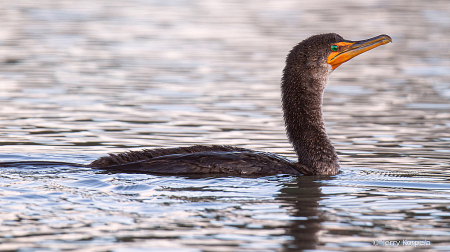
[1,0,450,251]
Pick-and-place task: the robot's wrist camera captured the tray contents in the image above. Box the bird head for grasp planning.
[286,33,392,74]
[326,34,392,70]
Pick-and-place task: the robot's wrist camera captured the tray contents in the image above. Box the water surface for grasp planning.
[0,0,450,251]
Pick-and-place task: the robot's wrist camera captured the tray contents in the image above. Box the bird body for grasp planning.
[91,33,392,176]
[91,145,305,175]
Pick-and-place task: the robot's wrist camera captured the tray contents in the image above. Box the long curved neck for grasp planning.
[281,57,339,175]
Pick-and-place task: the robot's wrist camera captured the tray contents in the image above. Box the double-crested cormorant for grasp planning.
[90,33,392,176]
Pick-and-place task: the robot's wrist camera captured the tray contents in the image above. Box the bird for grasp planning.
[89,33,392,176]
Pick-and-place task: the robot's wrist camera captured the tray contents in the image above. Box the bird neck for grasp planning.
[281,64,339,175]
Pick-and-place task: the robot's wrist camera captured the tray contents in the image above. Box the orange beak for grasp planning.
[327,34,392,70]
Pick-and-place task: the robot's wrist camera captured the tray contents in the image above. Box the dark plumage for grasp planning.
[91,145,306,175]
[281,33,343,175]
[90,33,392,176]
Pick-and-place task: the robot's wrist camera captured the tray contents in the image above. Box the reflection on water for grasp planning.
[0,0,450,251]
[2,167,450,251]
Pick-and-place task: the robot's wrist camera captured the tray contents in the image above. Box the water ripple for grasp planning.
[1,0,450,251]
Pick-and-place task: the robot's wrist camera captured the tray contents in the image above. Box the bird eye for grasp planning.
[331,45,339,51]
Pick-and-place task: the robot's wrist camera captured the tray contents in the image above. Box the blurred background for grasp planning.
[0,0,449,168]
[0,1,450,251]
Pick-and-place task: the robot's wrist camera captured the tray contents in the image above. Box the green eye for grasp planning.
[331,45,339,51]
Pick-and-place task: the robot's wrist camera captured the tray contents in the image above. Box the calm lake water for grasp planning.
[1,0,450,251]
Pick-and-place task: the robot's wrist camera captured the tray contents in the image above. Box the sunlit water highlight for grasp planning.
[0,0,450,251]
